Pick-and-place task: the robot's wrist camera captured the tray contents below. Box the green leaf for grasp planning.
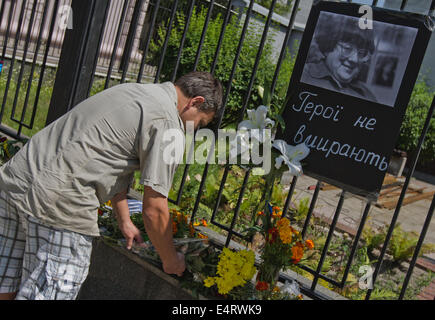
[274,114,286,131]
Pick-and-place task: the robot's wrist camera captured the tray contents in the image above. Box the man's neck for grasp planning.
[175,85,190,113]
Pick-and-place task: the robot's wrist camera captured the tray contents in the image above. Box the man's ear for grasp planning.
[192,96,205,108]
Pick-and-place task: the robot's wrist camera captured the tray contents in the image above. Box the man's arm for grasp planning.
[112,190,144,250]
[142,186,185,276]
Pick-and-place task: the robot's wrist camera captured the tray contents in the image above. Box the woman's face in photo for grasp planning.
[326,42,364,84]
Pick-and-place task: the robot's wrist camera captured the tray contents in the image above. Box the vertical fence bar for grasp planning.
[17,0,51,135]
[398,194,435,300]
[225,169,251,247]
[311,191,346,291]
[192,0,215,71]
[281,175,298,218]
[87,0,111,97]
[340,201,371,287]
[1,0,15,61]
[11,0,39,129]
[0,0,26,125]
[137,0,161,83]
[301,180,322,238]
[154,0,179,83]
[240,0,278,113]
[120,0,145,83]
[105,0,130,89]
[170,0,196,82]
[0,0,7,35]
[270,0,300,97]
[137,0,163,83]
[400,0,408,11]
[210,0,233,75]
[30,0,60,129]
[210,164,231,223]
[365,95,435,300]
[0,0,16,127]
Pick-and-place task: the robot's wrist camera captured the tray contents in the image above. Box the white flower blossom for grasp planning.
[272,140,310,176]
[238,105,275,143]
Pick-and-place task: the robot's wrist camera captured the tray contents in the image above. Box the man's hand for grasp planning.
[163,252,186,277]
[112,190,144,250]
[118,219,144,250]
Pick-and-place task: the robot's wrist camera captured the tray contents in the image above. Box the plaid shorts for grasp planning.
[0,191,94,300]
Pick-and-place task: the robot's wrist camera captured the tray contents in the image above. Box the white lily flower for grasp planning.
[238,105,275,144]
[273,140,310,176]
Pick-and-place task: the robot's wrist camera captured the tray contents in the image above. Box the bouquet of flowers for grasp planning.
[203,247,257,296]
[244,203,314,298]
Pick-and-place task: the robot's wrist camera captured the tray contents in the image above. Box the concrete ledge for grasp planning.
[77,238,199,300]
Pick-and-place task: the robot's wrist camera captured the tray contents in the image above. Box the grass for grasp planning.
[0,59,116,138]
[0,60,55,137]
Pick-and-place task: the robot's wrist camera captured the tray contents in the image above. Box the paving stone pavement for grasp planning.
[286,173,435,250]
[283,172,435,300]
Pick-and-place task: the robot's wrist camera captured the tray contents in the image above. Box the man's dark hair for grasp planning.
[175,71,224,117]
[315,16,375,56]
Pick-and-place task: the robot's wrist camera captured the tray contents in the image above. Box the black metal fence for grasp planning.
[0,0,434,300]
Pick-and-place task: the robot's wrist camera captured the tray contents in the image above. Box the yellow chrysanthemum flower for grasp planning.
[204,277,216,287]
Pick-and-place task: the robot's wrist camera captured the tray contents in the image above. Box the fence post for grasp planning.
[45,0,110,126]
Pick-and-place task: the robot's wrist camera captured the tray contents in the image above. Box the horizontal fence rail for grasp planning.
[1,0,434,301]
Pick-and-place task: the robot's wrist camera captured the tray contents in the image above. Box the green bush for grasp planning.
[256,0,294,17]
[150,6,296,128]
[397,80,435,165]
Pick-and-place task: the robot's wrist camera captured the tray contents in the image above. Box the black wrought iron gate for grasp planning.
[0,0,434,300]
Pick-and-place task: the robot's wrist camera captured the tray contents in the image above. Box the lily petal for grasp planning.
[255,105,269,128]
[275,155,285,169]
[272,140,288,156]
[238,120,255,131]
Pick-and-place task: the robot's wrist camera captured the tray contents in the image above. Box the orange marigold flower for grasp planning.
[267,227,278,243]
[291,245,304,263]
[297,294,303,300]
[198,233,208,239]
[255,281,269,291]
[176,212,183,223]
[273,286,280,293]
[189,222,196,237]
[305,239,315,250]
[257,211,264,216]
[172,221,178,235]
[277,217,290,229]
[201,219,208,227]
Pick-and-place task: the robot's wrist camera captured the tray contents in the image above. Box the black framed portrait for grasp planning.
[276,1,432,201]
